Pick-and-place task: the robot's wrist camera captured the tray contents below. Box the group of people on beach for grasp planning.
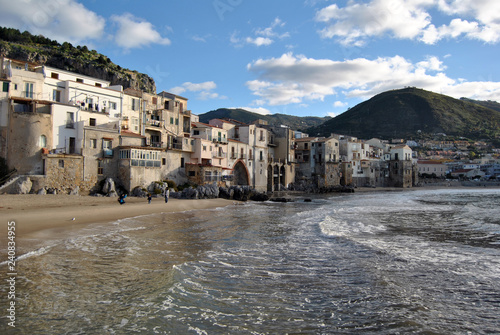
[119,189,169,205]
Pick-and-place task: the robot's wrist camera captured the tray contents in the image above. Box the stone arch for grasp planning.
[280,165,286,189]
[233,160,250,186]
[267,165,273,192]
[273,165,280,191]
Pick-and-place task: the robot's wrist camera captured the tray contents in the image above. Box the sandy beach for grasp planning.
[0,194,234,239]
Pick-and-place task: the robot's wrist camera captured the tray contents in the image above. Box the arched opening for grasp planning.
[280,165,286,189]
[267,165,273,192]
[233,160,249,186]
[273,165,280,191]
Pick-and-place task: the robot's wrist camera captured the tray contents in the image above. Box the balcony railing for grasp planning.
[145,120,162,128]
[213,152,227,158]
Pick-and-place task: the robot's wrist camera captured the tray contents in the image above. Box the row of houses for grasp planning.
[417,159,500,179]
[0,57,418,194]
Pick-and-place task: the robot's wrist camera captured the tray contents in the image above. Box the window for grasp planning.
[175,118,179,125]
[181,157,185,168]
[95,83,102,87]
[259,151,263,161]
[103,139,112,150]
[162,158,166,165]
[76,78,84,83]
[109,101,117,110]
[103,139,113,157]
[132,117,139,131]
[97,160,103,175]
[119,150,130,159]
[59,159,64,168]
[170,117,174,124]
[189,171,196,177]
[25,82,34,98]
[193,130,200,136]
[66,112,74,128]
[89,118,96,126]
[52,90,61,102]
[90,139,97,148]
[152,97,157,105]
[131,98,140,111]
[2,82,8,92]
[39,135,47,148]
[51,72,59,79]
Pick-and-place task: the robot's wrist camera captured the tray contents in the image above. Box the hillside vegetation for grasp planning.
[0,27,156,93]
[306,88,500,141]
[199,108,331,131]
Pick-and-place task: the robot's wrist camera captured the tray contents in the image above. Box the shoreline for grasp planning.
[1,184,499,241]
[0,194,235,239]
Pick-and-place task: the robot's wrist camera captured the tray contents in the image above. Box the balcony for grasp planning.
[145,120,162,129]
[168,142,183,150]
[150,142,162,148]
[103,149,113,158]
[213,151,227,158]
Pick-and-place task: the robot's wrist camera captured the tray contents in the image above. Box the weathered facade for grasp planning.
[1,56,418,194]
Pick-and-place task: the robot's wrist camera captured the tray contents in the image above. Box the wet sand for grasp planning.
[0,194,234,238]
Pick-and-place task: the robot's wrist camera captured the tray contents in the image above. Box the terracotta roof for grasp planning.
[121,130,146,138]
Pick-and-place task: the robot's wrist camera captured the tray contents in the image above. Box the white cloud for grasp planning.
[245,36,274,46]
[246,52,500,106]
[0,0,105,44]
[169,81,226,100]
[315,0,500,45]
[111,13,171,49]
[231,17,289,47]
[333,101,348,108]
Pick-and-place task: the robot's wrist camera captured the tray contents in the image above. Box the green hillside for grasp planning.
[460,98,500,113]
[0,27,156,93]
[199,108,330,131]
[307,88,500,141]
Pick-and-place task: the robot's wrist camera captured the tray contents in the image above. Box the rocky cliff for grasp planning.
[0,27,156,94]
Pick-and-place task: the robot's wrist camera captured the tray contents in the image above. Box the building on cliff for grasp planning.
[0,56,417,194]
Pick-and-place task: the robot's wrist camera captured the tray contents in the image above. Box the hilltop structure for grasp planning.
[0,57,418,195]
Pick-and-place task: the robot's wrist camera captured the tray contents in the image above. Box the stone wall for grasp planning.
[42,154,90,193]
[7,109,52,174]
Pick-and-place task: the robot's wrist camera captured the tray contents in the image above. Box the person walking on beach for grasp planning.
[147,193,152,204]
[164,188,169,203]
[118,193,127,205]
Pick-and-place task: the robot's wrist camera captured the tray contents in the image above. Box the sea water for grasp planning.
[1,189,499,334]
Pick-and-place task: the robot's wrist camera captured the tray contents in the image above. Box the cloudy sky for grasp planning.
[1,0,499,117]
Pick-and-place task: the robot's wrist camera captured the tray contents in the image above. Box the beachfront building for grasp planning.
[294,136,341,188]
[0,57,128,192]
[0,56,197,193]
[384,145,414,188]
[207,118,271,191]
[335,135,377,187]
[417,160,447,177]
[266,125,296,191]
[187,121,229,187]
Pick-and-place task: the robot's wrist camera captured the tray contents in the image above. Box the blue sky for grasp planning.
[1,0,500,118]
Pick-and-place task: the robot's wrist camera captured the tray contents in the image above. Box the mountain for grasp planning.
[0,27,156,93]
[199,108,331,131]
[306,88,500,141]
[460,98,500,113]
